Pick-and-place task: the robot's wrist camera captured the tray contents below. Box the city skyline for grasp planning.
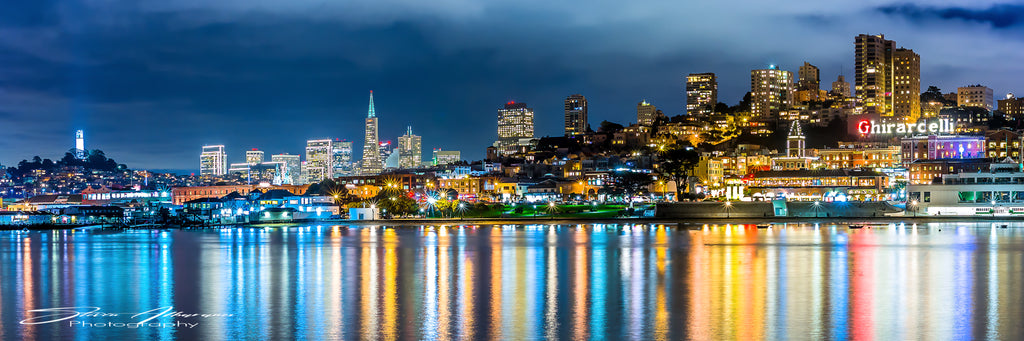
[1,1,1023,170]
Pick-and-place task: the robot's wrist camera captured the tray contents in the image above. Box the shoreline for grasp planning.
[3,215,1022,231]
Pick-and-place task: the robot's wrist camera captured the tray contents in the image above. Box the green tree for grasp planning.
[658,146,701,201]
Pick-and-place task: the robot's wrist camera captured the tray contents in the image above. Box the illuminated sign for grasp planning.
[857,119,954,136]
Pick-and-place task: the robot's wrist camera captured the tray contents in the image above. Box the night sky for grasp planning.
[1,1,1022,172]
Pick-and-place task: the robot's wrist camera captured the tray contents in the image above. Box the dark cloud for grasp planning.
[877,3,1024,29]
[1,1,1022,170]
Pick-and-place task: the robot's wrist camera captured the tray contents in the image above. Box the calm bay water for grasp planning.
[2,221,1024,340]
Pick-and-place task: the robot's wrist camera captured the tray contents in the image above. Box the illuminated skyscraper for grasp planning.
[855,34,896,115]
[361,91,383,174]
[564,94,588,136]
[496,101,534,156]
[332,140,354,177]
[750,66,794,119]
[398,126,422,168]
[245,149,264,165]
[686,73,717,117]
[305,139,333,182]
[200,145,227,176]
[893,48,921,121]
[271,154,302,185]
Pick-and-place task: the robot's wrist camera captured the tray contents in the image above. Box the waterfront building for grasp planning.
[695,153,724,189]
[816,145,902,169]
[637,100,658,126]
[361,91,384,174]
[907,161,1024,216]
[305,139,333,183]
[564,94,588,136]
[747,169,889,201]
[271,154,302,185]
[496,101,534,156]
[200,145,228,177]
[171,184,309,206]
[686,73,717,117]
[958,85,995,110]
[245,149,264,165]
[901,135,987,165]
[398,126,422,168]
[998,93,1023,117]
[892,48,921,121]
[771,121,817,170]
[909,158,991,185]
[433,149,461,165]
[855,34,896,115]
[750,66,794,119]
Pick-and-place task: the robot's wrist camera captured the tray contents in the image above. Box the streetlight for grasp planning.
[813,201,821,218]
[910,200,918,217]
[724,201,732,218]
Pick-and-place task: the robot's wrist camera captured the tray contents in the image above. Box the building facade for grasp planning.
[892,48,921,121]
[361,91,383,174]
[398,126,422,168]
[564,94,588,136]
[855,34,896,115]
[686,73,717,117]
[750,66,794,119]
[958,85,994,110]
[998,93,1023,116]
[271,154,301,185]
[200,145,228,177]
[305,139,333,183]
[637,100,658,126]
[496,101,534,156]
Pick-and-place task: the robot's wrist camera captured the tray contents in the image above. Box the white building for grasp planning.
[907,161,1024,216]
[200,145,228,176]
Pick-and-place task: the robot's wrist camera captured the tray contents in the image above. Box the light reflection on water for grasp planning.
[2,222,1024,340]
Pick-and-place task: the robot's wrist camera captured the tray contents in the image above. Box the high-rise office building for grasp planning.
[305,139,333,183]
[433,149,461,165]
[496,101,534,156]
[271,154,302,185]
[245,149,264,165]
[398,126,422,168]
[637,100,658,126]
[564,94,588,136]
[831,75,851,98]
[892,48,921,121]
[361,91,383,174]
[200,145,227,176]
[958,85,995,110]
[855,34,896,115]
[332,140,354,177]
[750,66,794,119]
[686,73,717,117]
